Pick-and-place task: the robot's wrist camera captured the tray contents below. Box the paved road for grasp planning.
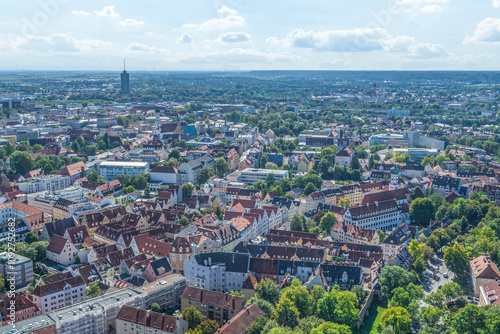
[421,253,454,296]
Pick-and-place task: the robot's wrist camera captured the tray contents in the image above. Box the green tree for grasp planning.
[320,213,337,233]
[379,307,412,334]
[87,170,104,183]
[410,197,435,226]
[298,316,324,333]
[338,197,351,209]
[290,214,307,232]
[150,303,161,312]
[168,149,181,160]
[317,289,359,330]
[450,304,486,334]
[197,168,214,184]
[10,151,34,175]
[350,155,360,170]
[43,163,54,174]
[273,297,299,328]
[181,183,194,197]
[310,322,352,334]
[124,185,136,194]
[444,243,469,276]
[179,216,189,226]
[389,287,411,309]
[379,266,416,299]
[229,290,244,297]
[85,282,101,298]
[304,182,317,196]
[440,282,461,301]
[424,290,445,309]
[411,186,425,200]
[419,306,443,328]
[247,317,270,334]
[182,307,204,330]
[215,158,230,177]
[245,297,275,316]
[266,173,276,188]
[197,319,219,334]
[421,156,435,167]
[24,232,39,244]
[281,283,313,318]
[260,155,269,168]
[256,279,281,305]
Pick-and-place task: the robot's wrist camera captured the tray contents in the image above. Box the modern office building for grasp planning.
[368,133,408,147]
[98,161,149,181]
[121,60,130,94]
[238,168,289,185]
[0,252,33,288]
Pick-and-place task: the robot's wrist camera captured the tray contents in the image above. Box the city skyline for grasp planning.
[1,0,500,71]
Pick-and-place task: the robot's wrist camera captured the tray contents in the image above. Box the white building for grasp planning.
[116,306,188,334]
[32,276,86,314]
[98,161,149,181]
[238,168,289,185]
[342,199,403,231]
[0,252,33,288]
[184,252,250,293]
[17,175,72,194]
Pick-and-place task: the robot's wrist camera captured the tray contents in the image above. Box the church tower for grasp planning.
[389,164,399,190]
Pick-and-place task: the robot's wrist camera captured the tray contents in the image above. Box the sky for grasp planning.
[1,0,500,71]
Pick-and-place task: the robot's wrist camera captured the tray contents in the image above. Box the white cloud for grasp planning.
[464,18,500,44]
[93,6,120,18]
[18,34,110,53]
[421,4,442,13]
[492,0,500,7]
[278,28,392,52]
[217,32,251,43]
[125,43,168,54]
[71,10,91,16]
[409,43,448,58]
[119,18,145,26]
[180,48,298,64]
[176,33,193,44]
[182,6,244,30]
[385,36,416,52]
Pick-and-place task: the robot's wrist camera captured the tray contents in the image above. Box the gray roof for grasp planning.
[193,252,250,273]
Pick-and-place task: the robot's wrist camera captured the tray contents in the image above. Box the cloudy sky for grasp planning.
[1,0,500,71]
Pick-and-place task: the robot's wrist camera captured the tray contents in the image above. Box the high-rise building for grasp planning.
[120,59,130,94]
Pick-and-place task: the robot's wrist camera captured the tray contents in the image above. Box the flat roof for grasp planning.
[99,161,149,167]
[240,168,289,175]
[0,314,55,333]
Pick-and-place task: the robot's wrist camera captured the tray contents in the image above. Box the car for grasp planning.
[438,285,443,289]
[443,273,449,278]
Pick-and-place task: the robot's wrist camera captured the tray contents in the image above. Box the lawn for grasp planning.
[358,300,387,334]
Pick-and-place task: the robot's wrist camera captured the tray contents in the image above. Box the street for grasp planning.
[421,252,455,296]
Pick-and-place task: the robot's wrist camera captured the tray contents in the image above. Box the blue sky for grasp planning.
[1,0,500,70]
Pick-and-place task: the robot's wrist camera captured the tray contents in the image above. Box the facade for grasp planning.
[115,305,188,334]
[46,235,78,266]
[335,147,355,167]
[342,199,403,231]
[181,287,245,326]
[184,252,250,293]
[470,254,500,296]
[0,252,33,288]
[431,175,462,198]
[32,276,86,314]
[331,221,380,245]
[98,161,149,181]
[18,175,72,194]
[238,168,289,185]
[140,275,187,312]
[178,155,215,184]
[368,134,408,147]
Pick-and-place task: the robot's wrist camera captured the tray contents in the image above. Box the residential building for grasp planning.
[178,155,215,184]
[331,221,380,245]
[181,287,245,326]
[184,252,250,293]
[46,235,78,266]
[335,147,355,167]
[381,223,414,270]
[115,305,188,334]
[215,304,265,334]
[168,235,220,275]
[0,252,33,288]
[431,175,463,198]
[238,168,289,185]
[32,276,86,314]
[0,293,41,326]
[470,254,500,296]
[98,161,149,181]
[17,175,72,194]
[342,199,403,231]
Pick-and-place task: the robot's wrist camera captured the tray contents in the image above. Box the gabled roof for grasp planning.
[46,235,70,254]
[59,161,88,176]
[216,304,265,334]
[182,286,245,311]
[470,255,500,280]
